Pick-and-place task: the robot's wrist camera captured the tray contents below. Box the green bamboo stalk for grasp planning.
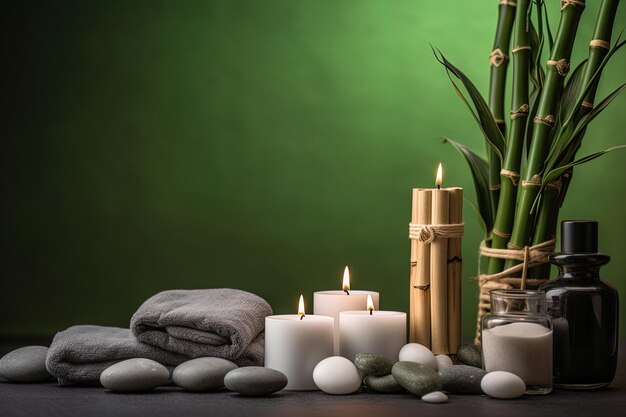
[528,0,620,278]
[488,1,516,216]
[487,0,532,275]
[575,0,620,120]
[504,0,586,270]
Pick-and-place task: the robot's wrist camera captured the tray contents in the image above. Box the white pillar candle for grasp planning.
[313,266,380,353]
[265,296,334,391]
[339,303,406,362]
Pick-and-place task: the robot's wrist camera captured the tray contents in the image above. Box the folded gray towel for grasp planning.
[130,289,272,365]
[45,325,188,385]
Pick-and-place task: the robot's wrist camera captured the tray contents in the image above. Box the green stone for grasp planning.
[457,344,482,368]
[354,353,394,377]
[391,361,442,397]
[439,365,486,394]
[364,374,404,393]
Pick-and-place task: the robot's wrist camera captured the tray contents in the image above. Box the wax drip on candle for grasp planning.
[298,294,305,320]
[342,266,350,295]
[436,163,443,190]
[367,294,374,316]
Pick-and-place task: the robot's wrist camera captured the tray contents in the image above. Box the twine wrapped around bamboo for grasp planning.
[472,238,556,345]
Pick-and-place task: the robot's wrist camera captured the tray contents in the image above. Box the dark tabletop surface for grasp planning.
[1,338,624,417]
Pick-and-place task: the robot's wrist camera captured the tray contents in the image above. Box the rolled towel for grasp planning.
[46,325,188,385]
[131,289,272,365]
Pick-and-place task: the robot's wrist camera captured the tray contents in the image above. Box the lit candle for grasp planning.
[313,266,380,353]
[265,295,334,390]
[339,295,406,361]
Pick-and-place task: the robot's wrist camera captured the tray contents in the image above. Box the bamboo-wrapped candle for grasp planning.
[409,163,463,355]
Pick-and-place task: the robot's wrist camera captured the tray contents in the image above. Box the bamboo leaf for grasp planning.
[553,82,626,168]
[540,0,554,51]
[532,1,546,83]
[443,71,482,130]
[465,197,489,239]
[559,60,588,123]
[433,48,506,162]
[542,145,626,185]
[529,20,543,86]
[526,86,541,156]
[544,60,588,163]
[442,137,494,232]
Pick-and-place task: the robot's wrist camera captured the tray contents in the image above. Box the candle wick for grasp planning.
[437,185,441,190]
[369,309,373,316]
[300,314,305,320]
[344,290,350,295]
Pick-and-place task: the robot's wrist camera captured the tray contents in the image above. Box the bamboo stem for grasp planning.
[577,0,620,117]
[488,0,532,276]
[410,189,432,346]
[430,188,450,354]
[447,188,463,355]
[488,0,516,215]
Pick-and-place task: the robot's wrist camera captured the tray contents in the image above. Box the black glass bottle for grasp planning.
[540,220,619,389]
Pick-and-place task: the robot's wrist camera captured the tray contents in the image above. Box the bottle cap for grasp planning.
[561,220,598,253]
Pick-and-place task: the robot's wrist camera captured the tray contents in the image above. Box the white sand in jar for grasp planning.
[482,322,553,386]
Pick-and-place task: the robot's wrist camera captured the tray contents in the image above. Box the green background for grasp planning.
[2,0,625,341]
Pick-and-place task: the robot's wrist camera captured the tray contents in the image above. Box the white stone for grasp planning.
[313,356,361,395]
[481,371,526,399]
[435,355,453,371]
[100,358,169,392]
[421,391,449,403]
[398,343,437,370]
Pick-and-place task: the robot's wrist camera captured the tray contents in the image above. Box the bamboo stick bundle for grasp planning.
[430,187,450,355]
[409,189,432,346]
[447,188,463,355]
[432,0,625,334]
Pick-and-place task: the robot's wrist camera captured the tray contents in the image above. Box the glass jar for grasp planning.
[481,289,553,395]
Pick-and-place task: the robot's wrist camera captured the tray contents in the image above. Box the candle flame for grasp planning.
[367,294,375,312]
[342,266,350,291]
[436,163,443,187]
[298,294,305,316]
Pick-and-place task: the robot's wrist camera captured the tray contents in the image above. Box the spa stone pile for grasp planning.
[99,358,289,395]
[1,342,527,400]
[0,347,287,395]
[312,342,527,401]
[99,359,288,395]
